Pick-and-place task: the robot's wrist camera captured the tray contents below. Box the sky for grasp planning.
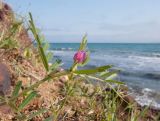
[4,0,160,43]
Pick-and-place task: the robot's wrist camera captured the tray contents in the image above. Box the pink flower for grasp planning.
[74,51,87,63]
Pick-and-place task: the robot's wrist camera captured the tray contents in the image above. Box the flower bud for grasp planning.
[73,51,87,63]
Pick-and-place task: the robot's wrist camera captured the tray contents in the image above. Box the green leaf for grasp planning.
[50,59,62,71]
[18,91,37,111]
[12,81,22,97]
[100,70,119,78]
[104,80,124,85]
[43,43,50,51]
[27,108,48,120]
[105,73,118,80]
[73,65,112,75]
[46,52,53,62]
[29,12,49,71]
[39,46,49,71]
[79,34,87,50]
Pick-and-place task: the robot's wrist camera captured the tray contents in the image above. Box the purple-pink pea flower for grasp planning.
[74,51,87,63]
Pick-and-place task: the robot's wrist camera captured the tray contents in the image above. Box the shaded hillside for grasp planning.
[0,2,31,48]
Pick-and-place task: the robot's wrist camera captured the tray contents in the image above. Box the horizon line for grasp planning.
[47,42,160,44]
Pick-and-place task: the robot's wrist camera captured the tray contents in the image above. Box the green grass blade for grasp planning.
[29,13,49,71]
[12,81,22,97]
[18,91,37,111]
[39,46,49,71]
[105,80,124,85]
[50,59,62,71]
[29,12,49,71]
[73,65,112,74]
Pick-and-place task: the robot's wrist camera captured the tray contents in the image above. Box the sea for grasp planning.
[48,43,160,109]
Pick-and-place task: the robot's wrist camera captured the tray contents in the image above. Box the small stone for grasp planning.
[0,63,11,95]
[59,75,69,83]
[88,110,94,115]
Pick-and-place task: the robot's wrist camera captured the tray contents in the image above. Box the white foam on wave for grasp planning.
[128,55,160,62]
[49,50,75,56]
[132,88,160,109]
[152,53,160,57]
[90,53,160,72]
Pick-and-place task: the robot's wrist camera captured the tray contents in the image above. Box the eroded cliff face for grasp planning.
[0,2,34,94]
[0,3,45,120]
[0,2,32,48]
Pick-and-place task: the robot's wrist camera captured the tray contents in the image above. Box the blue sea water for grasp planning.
[49,43,160,108]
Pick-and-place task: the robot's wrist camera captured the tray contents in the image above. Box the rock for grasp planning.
[0,63,11,95]
[59,75,69,83]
